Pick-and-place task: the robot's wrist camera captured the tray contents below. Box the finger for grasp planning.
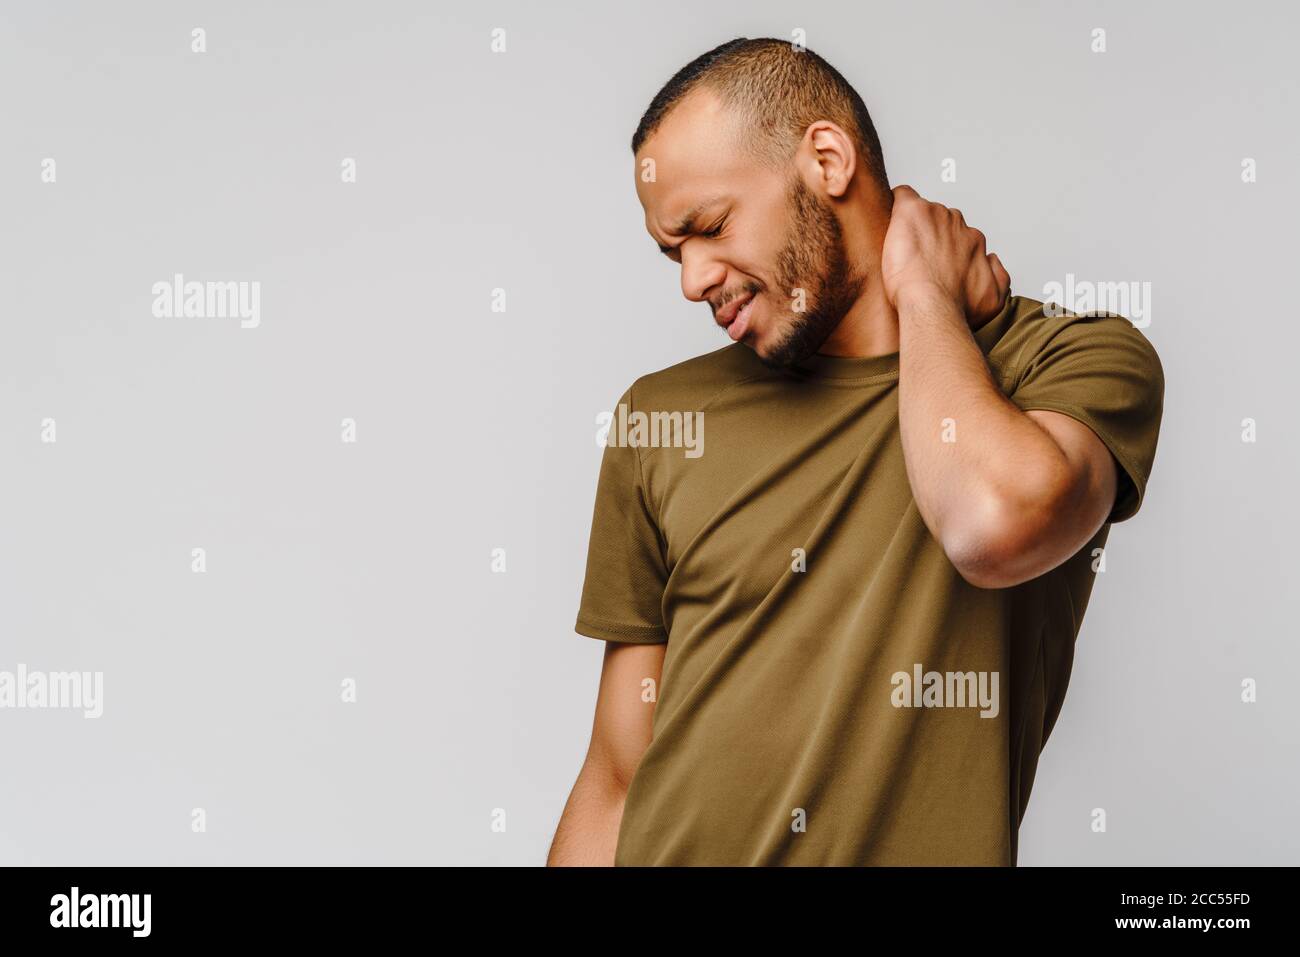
[963,252,999,315]
[988,252,1010,295]
[890,187,916,216]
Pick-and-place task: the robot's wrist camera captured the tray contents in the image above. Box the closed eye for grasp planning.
[657,219,726,260]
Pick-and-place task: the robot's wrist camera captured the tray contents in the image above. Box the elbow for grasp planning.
[945,536,1029,589]
[942,525,1023,589]
[939,470,1072,590]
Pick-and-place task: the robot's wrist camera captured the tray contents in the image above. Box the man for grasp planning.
[548,37,1163,866]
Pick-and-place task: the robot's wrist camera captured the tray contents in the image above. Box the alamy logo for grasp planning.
[596,404,704,459]
[0,664,103,718]
[1041,273,1151,328]
[151,273,261,328]
[50,887,151,937]
[890,663,999,718]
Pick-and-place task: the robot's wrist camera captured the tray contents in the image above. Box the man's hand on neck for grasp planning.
[881,184,1010,328]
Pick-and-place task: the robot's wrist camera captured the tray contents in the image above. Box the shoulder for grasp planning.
[984,295,1163,392]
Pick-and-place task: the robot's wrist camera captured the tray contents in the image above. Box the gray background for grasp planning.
[1,0,1296,865]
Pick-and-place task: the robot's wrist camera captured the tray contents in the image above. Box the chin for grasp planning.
[749,318,803,368]
[752,339,801,370]
[747,329,776,359]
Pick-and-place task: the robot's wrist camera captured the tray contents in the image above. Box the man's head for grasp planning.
[632,38,891,368]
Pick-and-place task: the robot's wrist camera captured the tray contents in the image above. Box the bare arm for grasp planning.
[548,640,666,866]
[884,186,1120,588]
[896,286,1117,587]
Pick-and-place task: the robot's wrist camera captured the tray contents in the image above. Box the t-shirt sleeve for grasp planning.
[1006,311,1165,524]
[574,385,671,643]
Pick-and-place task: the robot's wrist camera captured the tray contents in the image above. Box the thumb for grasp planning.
[988,253,1011,299]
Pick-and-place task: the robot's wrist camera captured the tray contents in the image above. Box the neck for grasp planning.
[815,188,898,358]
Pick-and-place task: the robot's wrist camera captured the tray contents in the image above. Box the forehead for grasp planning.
[634,89,753,229]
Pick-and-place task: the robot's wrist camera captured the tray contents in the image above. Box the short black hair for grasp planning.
[631,37,890,199]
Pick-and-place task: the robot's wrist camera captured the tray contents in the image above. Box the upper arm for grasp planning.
[1006,311,1165,525]
[1026,406,1119,545]
[573,382,672,784]
[575,383,671,644]
[585,641,666,791]
[953,408,1119,589]
[964,310,1165,587]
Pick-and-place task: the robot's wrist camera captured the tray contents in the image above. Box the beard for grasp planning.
[754,174,866,369]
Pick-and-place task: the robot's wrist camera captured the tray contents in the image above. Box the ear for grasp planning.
[801,120,857,199]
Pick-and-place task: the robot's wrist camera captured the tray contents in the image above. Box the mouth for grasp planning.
[716,292,757,342]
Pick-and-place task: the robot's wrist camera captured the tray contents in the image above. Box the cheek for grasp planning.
[731,234,781,287]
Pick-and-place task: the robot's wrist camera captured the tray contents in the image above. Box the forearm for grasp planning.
[896,285,1072,574]
[547,763,628,866]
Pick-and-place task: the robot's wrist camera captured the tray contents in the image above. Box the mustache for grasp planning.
[711,283,763,315]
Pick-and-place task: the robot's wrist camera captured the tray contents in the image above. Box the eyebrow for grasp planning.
[655,197,726,254]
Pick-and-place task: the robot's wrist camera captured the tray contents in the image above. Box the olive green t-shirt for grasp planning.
[575,295,1164,866]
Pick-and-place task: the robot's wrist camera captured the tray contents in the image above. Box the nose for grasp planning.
[679,245,726,306]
